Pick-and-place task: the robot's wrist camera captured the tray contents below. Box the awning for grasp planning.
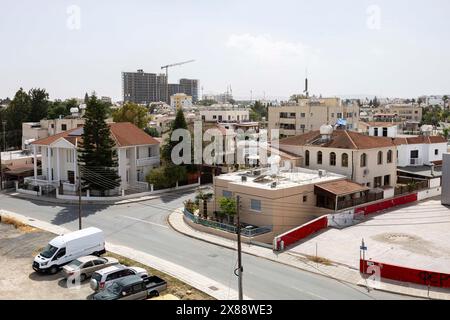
[316,180,369,197]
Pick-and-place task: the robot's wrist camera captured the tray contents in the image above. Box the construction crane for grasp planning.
[161,59,195,104]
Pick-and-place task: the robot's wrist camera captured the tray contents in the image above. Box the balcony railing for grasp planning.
[136,156,160,167]
[409,158,423,166]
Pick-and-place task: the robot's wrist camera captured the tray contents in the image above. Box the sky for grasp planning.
[1,0,449,101]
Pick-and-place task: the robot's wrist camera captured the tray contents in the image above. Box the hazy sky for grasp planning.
[1,0,449,101]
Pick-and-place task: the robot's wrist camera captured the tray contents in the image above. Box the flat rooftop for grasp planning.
[1,150,41,161]
[216,168,345,190]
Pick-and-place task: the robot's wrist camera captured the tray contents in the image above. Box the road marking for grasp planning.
[291,286,328,300]
[119,215,169,229]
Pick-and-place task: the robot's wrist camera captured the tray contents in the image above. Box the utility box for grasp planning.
[442,153,450,205]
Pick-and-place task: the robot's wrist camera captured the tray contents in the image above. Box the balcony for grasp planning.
[409,158,423,166]
[136,156,160,167]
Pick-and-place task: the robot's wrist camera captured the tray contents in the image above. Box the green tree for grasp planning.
[144,126,161,138]
[219,197,237,224]
[249,100,267,121]
[161,108,188,164]
[28,88,50,122]
[5,88,31,148]
[195,189,214,219]
[78,95,121,195]
[47,98,78,119]
[442,128,449,140]
[443,95,449,110]
[112,102,150,129]
[145,165,187,189]
[289,94,307,103]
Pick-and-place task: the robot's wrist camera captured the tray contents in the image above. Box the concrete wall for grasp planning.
[397,142,447,167]
[442,154,450,205]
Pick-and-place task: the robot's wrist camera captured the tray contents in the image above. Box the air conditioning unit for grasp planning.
[363,169,370,176]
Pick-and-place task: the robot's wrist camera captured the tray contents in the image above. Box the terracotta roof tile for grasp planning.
[278,130,396,150]
[32,122,160,147]
[392,135,447,145]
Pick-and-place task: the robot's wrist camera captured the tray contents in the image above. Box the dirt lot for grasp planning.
[0,223,93,299]
[0,219,212,300]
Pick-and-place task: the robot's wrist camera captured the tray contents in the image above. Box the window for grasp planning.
[410,150,419,158]
[305,150,310,166]
[303,195,308,203]
[289,113,296,118]
[331,113,334,118]
[300,113,306,118]
[383,127,388,137]
[337,113,342,118]
[83,261,94,268]
[360,153,367,167]
[317,151,322,165]
[330,152,336,166]
[132,284,143,293]
[61,124,67,131]
[374,176,382,188]
[387,150,393,163]
[213,115,217,119]
[384,175,391,186]
[300,124,306,129]
[435,149,439,156]
[148,147,152,157]
[377,151,383,165]
[222,190,232,198]
[94,259,106,266]
[374,128,379,136]
[218,115,223,121]
[250,199,261,212]
[342,153,349,167]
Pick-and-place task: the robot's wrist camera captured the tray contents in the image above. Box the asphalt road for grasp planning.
[0,190,414,300]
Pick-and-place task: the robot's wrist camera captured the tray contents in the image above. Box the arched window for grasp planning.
[330,152,336,166]
[305,150,310,166]
[378,151,383,165]
[387,150,393,163]
[317,151,323,165]
[342,153,349,167]
[360,153,367,167]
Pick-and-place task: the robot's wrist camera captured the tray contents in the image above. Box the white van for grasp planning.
[33,227,105,274]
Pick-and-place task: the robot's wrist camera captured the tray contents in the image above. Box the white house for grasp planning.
[394,136,448,167]
[27,122,160,194]
[200,105,249,123]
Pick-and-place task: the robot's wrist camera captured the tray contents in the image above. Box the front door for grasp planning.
[68,171,75,184]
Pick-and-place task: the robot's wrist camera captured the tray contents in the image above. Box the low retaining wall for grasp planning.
[360,259,450,288]
[273,215,328,251]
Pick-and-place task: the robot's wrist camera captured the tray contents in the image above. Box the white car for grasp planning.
[90,265,148,292]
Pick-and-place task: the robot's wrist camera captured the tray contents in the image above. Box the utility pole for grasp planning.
[0,121,5,190]
[235,195,243,300]
[77,163,82,230]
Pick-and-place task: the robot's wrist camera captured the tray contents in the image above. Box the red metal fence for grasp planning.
[360,259,450,288]
[355,193,418,216]
[274,215,328,250]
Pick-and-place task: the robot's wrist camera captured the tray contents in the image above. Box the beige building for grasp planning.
[170,93,192,110]
[268,97,359,138]
[213,168,367,240]
[373,103,423,122]
[277,126,398,189]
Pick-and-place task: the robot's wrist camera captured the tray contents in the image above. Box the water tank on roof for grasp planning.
[70,107,79,114]
[320,124,334,135]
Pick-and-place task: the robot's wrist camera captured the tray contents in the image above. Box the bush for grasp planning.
[146,165,188,190]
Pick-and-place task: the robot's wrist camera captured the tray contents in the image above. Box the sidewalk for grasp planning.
[168,209,450,300]
[6,185,211,206]
[0,209,246,300]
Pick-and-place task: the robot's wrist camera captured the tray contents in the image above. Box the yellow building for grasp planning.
[170,93,192,110]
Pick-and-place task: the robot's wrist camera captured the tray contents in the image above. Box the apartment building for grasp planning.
[122,70,167,104]
[277,126,397,189]
[170,93,193,110]
[200,105,249,123]
[28,122,160,194]
[394,135,447,168]
[268,97,359,138]
[180,78,199,103]
[373,103,423,122]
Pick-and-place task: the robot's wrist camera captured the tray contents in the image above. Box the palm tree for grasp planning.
[443,95,449,110]
[195,188,214,219]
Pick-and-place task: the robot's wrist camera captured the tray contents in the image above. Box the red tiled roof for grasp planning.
[392,135,447,145]
[278,130,395,150]
[316,180,369,196]
[32,122,160,147]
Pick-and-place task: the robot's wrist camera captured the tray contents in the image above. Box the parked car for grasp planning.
[62,256,119,282]
[90,265,148,292]
[33,227,105,274]
[92,275,167,300]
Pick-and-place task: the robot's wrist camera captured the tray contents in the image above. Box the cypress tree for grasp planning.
[78,95,121,195]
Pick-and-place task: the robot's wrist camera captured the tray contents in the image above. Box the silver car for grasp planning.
[62,256,119,282]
